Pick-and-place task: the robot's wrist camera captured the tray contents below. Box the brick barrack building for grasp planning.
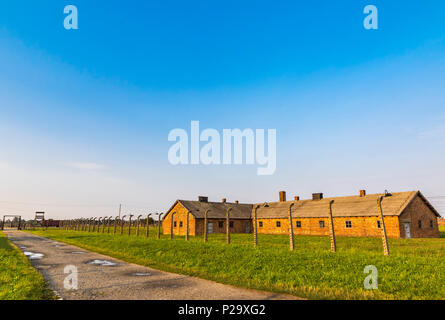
[162,190,441,239]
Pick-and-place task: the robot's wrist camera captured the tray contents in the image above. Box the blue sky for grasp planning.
[1,1,445,219]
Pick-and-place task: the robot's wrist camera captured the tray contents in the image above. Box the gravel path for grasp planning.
[5,230,299,300]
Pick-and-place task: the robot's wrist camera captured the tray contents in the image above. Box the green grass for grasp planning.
[0,231,55,300]
[27,227,445,300]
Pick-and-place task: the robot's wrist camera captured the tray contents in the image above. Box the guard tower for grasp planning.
[35,211,45,226]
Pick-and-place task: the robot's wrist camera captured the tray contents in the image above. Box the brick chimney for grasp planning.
[222,198,227,203]
[235,200,239,204]
[294,196,300,201]
[360,190,366,197]
[198,196,208,203]
[279,191,286,202]
[312,193,323,201]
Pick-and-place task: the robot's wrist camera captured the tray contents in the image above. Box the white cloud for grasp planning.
[65,162,107,170]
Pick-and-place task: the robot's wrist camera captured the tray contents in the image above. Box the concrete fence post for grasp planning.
[288,203,295,251]
[114,216,119,234]
[128,215,133,236]
[146,214,151,238]
[97,217,102,233]
[157,213,162,239]
[377,196,390,256]
[185,211,190,241]
[170,212,176,240]
[120,215,127,235]
[254,205,260,248]
[328,200,337,253]
[226,208,232,244]
[204,209,210,242]
[102,216,108,233]
[136,215,142,237]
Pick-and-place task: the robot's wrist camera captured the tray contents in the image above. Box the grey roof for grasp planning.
[178,200,252,219]
[254,191,440,219]
[164,191,440,221]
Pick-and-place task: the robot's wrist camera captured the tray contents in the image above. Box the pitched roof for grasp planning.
[163,191,440,221]
[254,191,441,219]
[176,200,253,219]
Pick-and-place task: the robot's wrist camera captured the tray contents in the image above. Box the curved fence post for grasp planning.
[328,200,337,253]
[288,203,295,251]
[92,218,97,232]
[170,212,176,240]
[226,208,232,244]
[128,214,134,236]
[146,214,152,238]
[254,205,260,247]
[97,217,102,233]
[120,215,127,235]
[136,215,142,237]
[204,209,210,242]
[102,216,108,233]
[377,196,390,256]
[107,217,112,233]
[114,216,119,234]
[185,211,190,241]
[157,213,162,239]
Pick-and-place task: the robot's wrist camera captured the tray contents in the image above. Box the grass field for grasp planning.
[0,231,55,300]
[27,226,445,300]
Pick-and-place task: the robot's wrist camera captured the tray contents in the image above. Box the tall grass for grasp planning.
[28,227,445,300]
[0,231,55,300]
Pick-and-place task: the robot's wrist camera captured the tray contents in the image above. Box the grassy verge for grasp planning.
[0,231,55,300]
[27,227,445,300]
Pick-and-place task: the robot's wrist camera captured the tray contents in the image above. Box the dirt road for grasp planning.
[4,230,298,300]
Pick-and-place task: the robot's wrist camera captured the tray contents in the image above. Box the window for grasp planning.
[218,221,224,228]
[418,220,422,229]
[179,221,183,227]
[296,221,301,228]
[319,221,325,228]
[377,220,381,229]
[345,221,352,228]
[430,220,434,228]
[173,221,177,227]
[229,221,234,228]
[276,221,281,227]
[258,221,263,228]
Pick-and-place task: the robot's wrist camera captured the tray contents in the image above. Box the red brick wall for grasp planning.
[162,202,196,236]
[256,216,401,238]
[195,219,251,235]
[163,202,251,236]
[399,196,440,238]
